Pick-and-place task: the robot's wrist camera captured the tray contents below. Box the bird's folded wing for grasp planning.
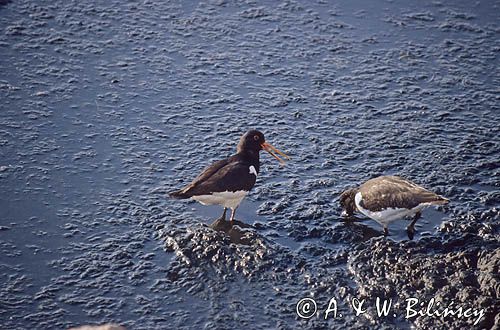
[180,161,256,196]
[360,180,443,211]
[189,159,229,187]
[175,159,229,196]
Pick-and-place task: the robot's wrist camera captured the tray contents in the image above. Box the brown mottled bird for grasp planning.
[339,175,448,238]
[170,130,289,224]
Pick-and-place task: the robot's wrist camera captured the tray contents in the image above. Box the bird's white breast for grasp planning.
[354,192,424,227]
[192,190,248,210]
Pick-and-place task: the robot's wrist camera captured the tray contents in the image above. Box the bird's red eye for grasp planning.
[254,135,259,141]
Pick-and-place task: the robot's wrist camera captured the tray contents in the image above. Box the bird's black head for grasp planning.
[236,129,290,164]
[237,130,266,153]
[339,188,357,217]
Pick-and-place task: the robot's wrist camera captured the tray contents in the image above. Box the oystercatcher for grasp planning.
[339,175,448,238]
[170,130,289,224]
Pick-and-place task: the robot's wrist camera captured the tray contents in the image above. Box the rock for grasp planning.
[349,233,499,329]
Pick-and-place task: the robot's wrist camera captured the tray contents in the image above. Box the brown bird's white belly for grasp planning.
[354,192,430,227]
[191,190,248,210]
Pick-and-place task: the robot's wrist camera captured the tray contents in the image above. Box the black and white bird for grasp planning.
[339,175,448,238]
[170,130,289,224]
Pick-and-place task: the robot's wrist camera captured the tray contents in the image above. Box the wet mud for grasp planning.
[0,0,498,329]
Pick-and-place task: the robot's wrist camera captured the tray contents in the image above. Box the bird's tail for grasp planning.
[169,190,189,199]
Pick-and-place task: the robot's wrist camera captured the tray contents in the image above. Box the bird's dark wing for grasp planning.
[170,159,256,198]
[185,161,257,196]
[187,159,230,188]
[359,176,446,211]
[170,158,229,198]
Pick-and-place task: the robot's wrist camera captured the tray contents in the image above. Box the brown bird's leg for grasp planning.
[229,207,237,225]
[406,211,421,240]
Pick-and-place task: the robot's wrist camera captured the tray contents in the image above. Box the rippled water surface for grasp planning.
[0,0,498,329]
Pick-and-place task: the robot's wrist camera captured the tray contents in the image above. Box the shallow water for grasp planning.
[0,0,499,329]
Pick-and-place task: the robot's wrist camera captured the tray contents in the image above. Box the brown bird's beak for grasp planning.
[261,142,290,165]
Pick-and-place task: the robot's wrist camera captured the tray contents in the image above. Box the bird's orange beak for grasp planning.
[261,142,290,165]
